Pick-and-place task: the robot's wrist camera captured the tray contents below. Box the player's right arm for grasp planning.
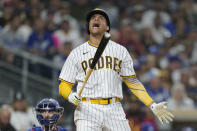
[58,50,80,106]
[59,79,73,100]
[59,79,80,106]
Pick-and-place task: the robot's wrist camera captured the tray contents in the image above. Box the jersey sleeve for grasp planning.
[59,50,78,83]
[120,47,136,77]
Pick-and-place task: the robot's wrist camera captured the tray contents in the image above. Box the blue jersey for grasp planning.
[27,126,68,131]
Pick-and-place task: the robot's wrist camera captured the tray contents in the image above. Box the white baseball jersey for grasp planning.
[59,40,135,131]
[59,40,135,99]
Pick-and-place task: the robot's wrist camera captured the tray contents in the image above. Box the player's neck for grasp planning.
[89,34,103,47]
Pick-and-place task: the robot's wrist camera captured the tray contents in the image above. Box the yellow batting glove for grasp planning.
[150,102,174,124]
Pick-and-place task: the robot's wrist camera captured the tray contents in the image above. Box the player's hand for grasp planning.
[68,92,81,106]
[150,102,174,124]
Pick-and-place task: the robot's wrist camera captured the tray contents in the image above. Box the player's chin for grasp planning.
[90,31,101,36]
[90,29,105,36]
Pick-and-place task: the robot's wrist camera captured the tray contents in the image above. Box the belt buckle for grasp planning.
[103,98,111,104]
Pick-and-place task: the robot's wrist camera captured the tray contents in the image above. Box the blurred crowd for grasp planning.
[0,92,38,131]
[1,0,197,130]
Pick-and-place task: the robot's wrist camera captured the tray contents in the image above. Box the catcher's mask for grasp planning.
[35,98,64,129]
[86,8,110,34]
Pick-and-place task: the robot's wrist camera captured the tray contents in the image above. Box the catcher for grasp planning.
[27,98,67,131]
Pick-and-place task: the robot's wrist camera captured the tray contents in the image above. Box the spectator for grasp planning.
[0,14,24,48]
[142,0,171,27]
[53,18,83,50]
[131,4,146,31]
[145,68,170,103]
[0,7,13,27]
[26,18,56,77]
[26,18,55,58]
[0,105,16,131]
[167,84,195,110]
[17,20,32,44]
[184,65,197,106]
[167,55,183,84]
[53,41,72,68]
[10,91,38,131]
[53,1,80,32]
[0,14,25,67]
[118,19,144,55]
[44,10,56,33]
[150,13,171,45]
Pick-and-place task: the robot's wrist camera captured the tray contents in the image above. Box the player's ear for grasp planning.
[106,26,109,31]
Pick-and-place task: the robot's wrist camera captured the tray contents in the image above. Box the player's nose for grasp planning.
[93,16,100,22]
[43,111,50,117]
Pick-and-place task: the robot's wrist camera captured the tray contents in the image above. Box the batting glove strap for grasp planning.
[150,102,174,124]
[68,92,81,106]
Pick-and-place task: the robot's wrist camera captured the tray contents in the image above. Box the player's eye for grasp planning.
[99,16,105,20]
[36,109,44,113]
[48,110,56,113]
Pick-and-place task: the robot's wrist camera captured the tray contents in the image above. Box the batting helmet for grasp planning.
[86,8,110,34]
[35,98,64,128]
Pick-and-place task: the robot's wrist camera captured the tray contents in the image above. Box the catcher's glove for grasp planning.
[150,102,174,124]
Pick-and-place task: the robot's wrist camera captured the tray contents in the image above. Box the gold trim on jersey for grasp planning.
[124,79,154,106]
[88,41,98,48]
[58,78,75,85]
[120,75,136,78]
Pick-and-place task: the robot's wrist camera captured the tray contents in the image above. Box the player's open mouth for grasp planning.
[93,23,100,28]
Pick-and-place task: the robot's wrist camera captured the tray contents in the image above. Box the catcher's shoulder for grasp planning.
[57,126,68,131]
[27,126,42,131]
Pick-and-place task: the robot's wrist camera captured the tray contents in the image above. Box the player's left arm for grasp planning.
[123,76,174,124]
[123,75,154,106]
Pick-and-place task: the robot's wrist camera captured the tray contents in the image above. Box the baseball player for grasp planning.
[59,8,174,131]
[27,98,68,131]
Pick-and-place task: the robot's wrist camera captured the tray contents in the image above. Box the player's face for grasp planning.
[42,110,56,119]
[89,14,109,35]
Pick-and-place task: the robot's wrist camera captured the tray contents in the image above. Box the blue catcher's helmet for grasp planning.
[35,98,64,128]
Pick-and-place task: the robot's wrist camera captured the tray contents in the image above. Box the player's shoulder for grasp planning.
[57,126,68,131]
[70,41,88,53]
[27,126,68,131]
[108,40,127,51]
[27,126,42,131]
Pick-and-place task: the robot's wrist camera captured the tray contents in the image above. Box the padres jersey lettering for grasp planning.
[81,56,122,74]
[59,40,135,99]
